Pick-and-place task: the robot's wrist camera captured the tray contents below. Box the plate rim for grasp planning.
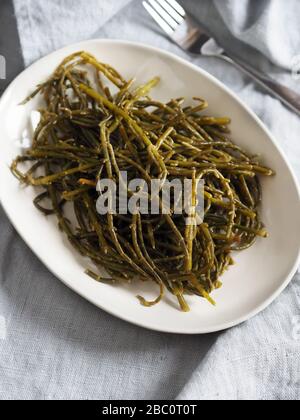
[0,38,299,334]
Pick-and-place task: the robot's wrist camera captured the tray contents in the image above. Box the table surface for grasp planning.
[0,0,24,94]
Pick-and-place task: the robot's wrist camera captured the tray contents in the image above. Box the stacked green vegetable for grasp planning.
[11,52,274,311]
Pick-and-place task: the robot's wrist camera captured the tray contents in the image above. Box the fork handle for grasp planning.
[220,52,300,117]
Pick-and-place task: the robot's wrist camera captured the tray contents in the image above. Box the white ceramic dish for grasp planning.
[0,40,299,334]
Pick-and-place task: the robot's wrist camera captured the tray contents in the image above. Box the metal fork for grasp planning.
[143,0,300,117]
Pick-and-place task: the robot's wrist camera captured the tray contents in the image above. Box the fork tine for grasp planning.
[164,0,186,17]
[147,0,179,30]
[143,1,174,35]
[156,0,185,24]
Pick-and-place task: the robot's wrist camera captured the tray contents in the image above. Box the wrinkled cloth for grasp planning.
[0,0,299,400]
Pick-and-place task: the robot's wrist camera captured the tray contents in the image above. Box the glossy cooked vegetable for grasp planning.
[11,51,274,312]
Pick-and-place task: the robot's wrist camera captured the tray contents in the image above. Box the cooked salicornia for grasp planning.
[11,52,274,312]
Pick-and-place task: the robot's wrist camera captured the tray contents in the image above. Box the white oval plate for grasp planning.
[0,40,299,334]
